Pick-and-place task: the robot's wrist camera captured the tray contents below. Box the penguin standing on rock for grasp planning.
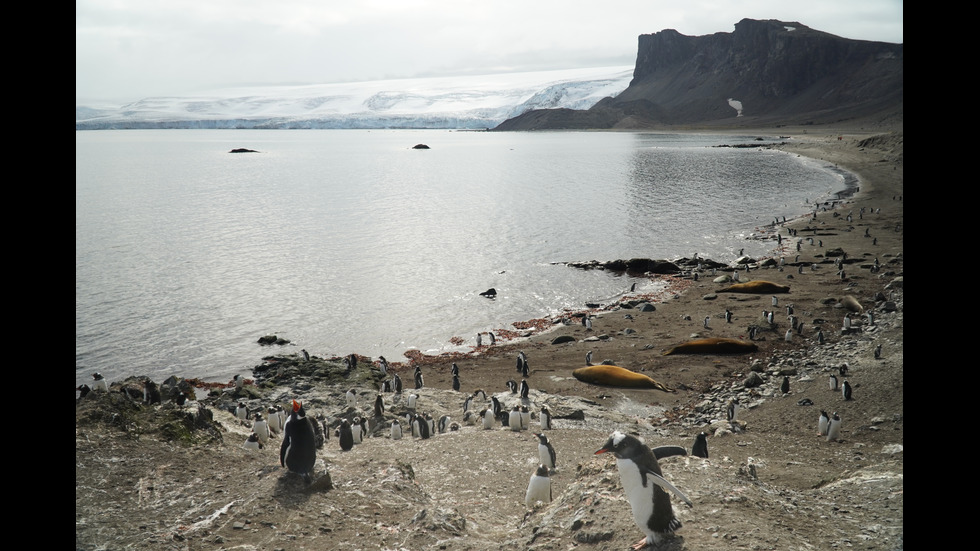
[280,400,317,483]
[726,399,739,423]
[92,373,109,392]
[235,402,249,421]
[595,431,692,549]
[519,379,530,400]
[525,464,552,507]
[345,389,357,408]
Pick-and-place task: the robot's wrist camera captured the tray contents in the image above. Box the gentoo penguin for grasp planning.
[525,464,552,507]
[418,413,431,439]
[534,433,557,472]
[725,309,732,323]
[539,406,552,430]
[784,328,793,342]
[452,374,461,392]
[409,413,421,437]
[703,316,710,329]
[393,373,403,394]
[473,389,486,402]
[345,389,357,408]
[482,408,494,430]
[275,404,287,429]
[726,398,739,423]
[771,295,778,307]
[516,354,524,373]
[506,380,518,394]
[414,369,424,390]
[350,417,363,444]
[519,379,530,399]
[842,380,853,401]
[381,379,392,393]
[407,393,418,410]
[92,372,109,392]
[595,431,691,549]
[338,419,354,451]
[585,350,593,366]
[390,419,403,440]
[234,374,244,391]
[817,410,830,436]
[451,363,459,377]
[874,344,882,359]
[816,328,825,344]
[488,332,496,345]
[521,358,530,378]
[509,405,523,431]
[839,363,849,377]
[585,317,593,330]
[244,432,263,450]
[476,333,482,347]
[143,380,161,404]
[280,401,317,483]
[692,432,709,459]
[438,415,450,434]
[253,413,271,445]
[463,394,473,413]
[520,405,531,430]
[374,394,385,417]
[826,412,842,442]
[301,349,310,361]
[378,356,389,375]
[491,396,502,417]
[780,376,790,394]
[235,402,249,421]
[77,384,91,399]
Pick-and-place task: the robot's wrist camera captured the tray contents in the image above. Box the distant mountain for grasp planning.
[494,19,903,130]
[74,67,633,130]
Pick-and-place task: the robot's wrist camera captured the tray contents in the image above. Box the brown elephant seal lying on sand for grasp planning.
[717,280,790,294]
[572,364,675,392]
[662,337,759,355]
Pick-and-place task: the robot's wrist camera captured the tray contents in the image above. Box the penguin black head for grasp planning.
[292,400,306,417]
[595,431,649,462]
[533,433,550,445]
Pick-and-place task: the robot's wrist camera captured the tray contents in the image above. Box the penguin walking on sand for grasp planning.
[539,406,552,430]
[280,401,317,483]
[817,410,830,436]
[842,380,853,401]
[339,419,354,451]
[827,412,842,442]
[829,372,838,391]
[525,464,552,507]
[692,432,709,459]
[703,316,710,329]
[595,431,692,549]
[534,433,557,472]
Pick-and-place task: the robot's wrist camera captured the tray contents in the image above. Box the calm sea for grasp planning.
[75,129,852,387]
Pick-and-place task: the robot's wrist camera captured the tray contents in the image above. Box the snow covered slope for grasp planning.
[75,67,634,130]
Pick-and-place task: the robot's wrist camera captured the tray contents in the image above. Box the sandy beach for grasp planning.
[76,123,903,551]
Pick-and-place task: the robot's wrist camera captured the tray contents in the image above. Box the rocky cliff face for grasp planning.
[494,19,903,130]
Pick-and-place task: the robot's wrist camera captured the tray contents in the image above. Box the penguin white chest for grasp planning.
[525,473,552,507]
[616,458,656,538]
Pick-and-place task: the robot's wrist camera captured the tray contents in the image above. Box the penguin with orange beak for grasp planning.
[280,400,317,484]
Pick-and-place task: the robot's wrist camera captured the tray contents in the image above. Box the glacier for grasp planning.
[75,66,634,130]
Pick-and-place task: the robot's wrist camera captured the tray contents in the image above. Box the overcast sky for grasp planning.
[76,0,903,104]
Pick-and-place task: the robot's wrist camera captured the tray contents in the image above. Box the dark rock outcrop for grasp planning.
[494,19,903,130]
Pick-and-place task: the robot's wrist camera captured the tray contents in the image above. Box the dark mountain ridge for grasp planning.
[493,18,903,130]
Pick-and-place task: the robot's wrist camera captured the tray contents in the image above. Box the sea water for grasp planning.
[75,129,852,387]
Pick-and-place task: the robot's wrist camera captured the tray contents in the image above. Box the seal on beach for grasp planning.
[662,337,758,356]
[595,431,691,549]
[525,464,552,507]
[717,280,790,294]
[280,400,317,483]
[572,365,675,392]
[840,295,864,313]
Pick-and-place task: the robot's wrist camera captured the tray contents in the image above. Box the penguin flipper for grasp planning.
[644,469,693,507]
[651,445,688,460]
[279,433,289,467]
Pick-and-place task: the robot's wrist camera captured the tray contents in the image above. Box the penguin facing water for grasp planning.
[595,431,691,549]
[280,400,317,483]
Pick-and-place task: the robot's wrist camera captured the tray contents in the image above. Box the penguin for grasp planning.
[438,414,450,434]
[345,389,357,408]
[772,295,778,307]
[77,384,91,399]
[726,398,739,423]
[585,317,592,330]
[585,350,593,366]
[817,410,830,436]
[534,433,557,472]
[595,431,691,549]
[301,349,310,361]
[378,356,389,374]
[784,328,793,342]
[488,332,496,345]
[234,374,244,391]
[829,373,838,391]
[463,394,473,413]
[482,408,494,430]
[92,372,109,392]
[253,412,271,445]
[491,396,502,417]
[266,407,282,434]
[521,358,530,378]
[539,406,552,430]
[506,380,518,394]
[393,373,403,394]
[525,464,552,507]
[826,412,842,442]
[692,432,709,459]
[381,379,392,393]
[374,394,385,417]
[390,419,403,440]
[407,393,418,410]
[143,380,161,404]
[473,389,486,402]
[418,413,431,439]
[516,354,524,373]
[414,369,424,390]
[244,432,263,450]
[816,328,825,344]
[338,419,354,451]
[520,405,531,430]
[235,402,249,421]
[725,309,732,323]
[839,363,849,377]
[780,376,790,394]
[360,417,370,440]
[452,374,461,392]
[509,406,522,431]
[476,333,482,347]
[280,400,317,483]
[842,379,853,401]
[275,404,287,429]
[350,417,363,444]
[703,316,710,329]
[451,363,459,377]
[519,379,530,399]
[409,413,421,437]
[874,343,882,359]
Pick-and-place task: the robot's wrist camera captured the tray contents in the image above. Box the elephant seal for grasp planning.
[717,280,790,294]
[662,337,758,356]
[572,365,674,392]
[840,295,864,313]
